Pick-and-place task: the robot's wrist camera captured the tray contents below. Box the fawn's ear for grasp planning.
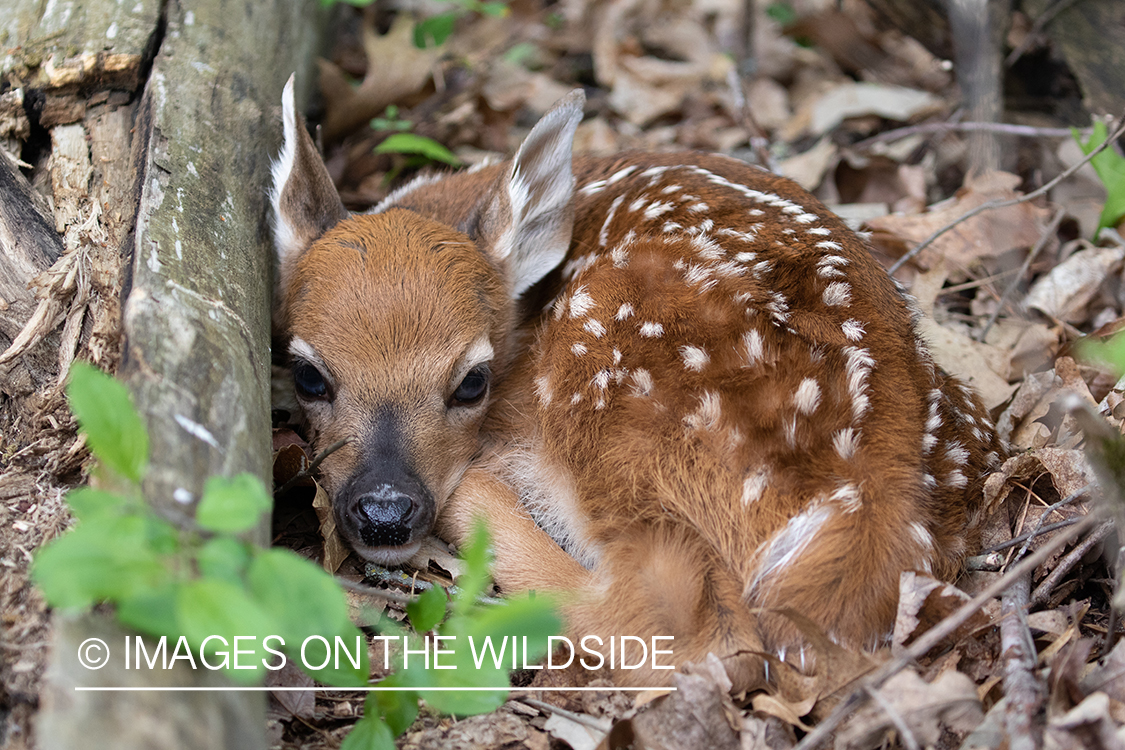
[479,89,585,298]
[270,75,349,296]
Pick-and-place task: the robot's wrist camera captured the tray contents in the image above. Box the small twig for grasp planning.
[982,518,1080,555]
[1005,0,1083,67]
[335,576,419,607]
[516,696,613,733]
[275,437,352,495]
[976,206,1066,342]
[887,115,1125,276]
[1030,520,1116,605]
[794,513,1102,750]
[1001,572,1044,750]
[853,121,1085,151]
[1010,484,1091,561]
[864,684,921,750]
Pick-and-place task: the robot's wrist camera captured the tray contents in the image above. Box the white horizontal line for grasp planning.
[75,686,675,692]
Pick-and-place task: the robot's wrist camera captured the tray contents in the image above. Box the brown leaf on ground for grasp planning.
[866,171,1053,269]
[834,668,983,750]
[319,14,441,143]
[312,479,350,573]
[893,572,993,656]
[622,666,742,750]
[1025,245,1125,324]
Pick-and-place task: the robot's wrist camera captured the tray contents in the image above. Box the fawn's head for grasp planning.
[270,78,584,563]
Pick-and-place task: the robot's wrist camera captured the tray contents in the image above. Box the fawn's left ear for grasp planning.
[270,75,349,297]
[477,89,585,299]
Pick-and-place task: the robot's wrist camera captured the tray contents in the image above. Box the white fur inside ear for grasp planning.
[270,74,299,263]
[497,90,585,297]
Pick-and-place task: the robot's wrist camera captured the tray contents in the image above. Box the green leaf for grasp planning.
[118,583,180,638]
[406,585,447,633]
[175,578,280,684]
[195,473,271,534]
[451,520,492,619]
[366,675,419,735]
[66,487,129,522]
[1076,121,1125,233]
[247,548,368,686]
[413,13,458,48]
[340,714,396,750]
[66,362,148,483]
[479,2,508,17]
[197,537,251,585]
[375,133,461,166]
[32,515,166,609]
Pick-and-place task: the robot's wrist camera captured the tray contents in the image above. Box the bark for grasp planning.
[0,0,334,747]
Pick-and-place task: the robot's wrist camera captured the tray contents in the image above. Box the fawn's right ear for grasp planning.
[270,75,349,297]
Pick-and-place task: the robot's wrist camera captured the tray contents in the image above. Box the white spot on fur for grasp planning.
[947,470,968,489]
[569,286,596,317]
[598,194,625,247]
[535,375,552,406]
[794,212,819,224]
[749,504,835,598]
[816,240,843,251]
[685,391,722,431]
[630,369,654,397]
[681,345,710,371]
[571,342,588,356]
[628,196,648,213]
[640,321,664,338]
[831,482,862,513]
[742,470,769,505]
[793,378,821,415]
[843,346,874,422]
[570,392,582,405]
[841,319,865,341]
[644,201,676,220]
[805,227,832,236]
[661,183,683,194]
[909,522,934,550]
[584,319,606,338]
[742,330,765,366]
[686,202,710,213]
[591,369,611,390]
[945,441,970,466]
[823,282,852,307]
[616,303,635,321]
[833,427,860,460]
[607,165,638,184]
[580,179,607,196]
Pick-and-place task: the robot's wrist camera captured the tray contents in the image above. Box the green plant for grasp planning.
[374,132,461,167]
[35,362,562,746]
[370,105,412,132]
[35,362,367,686]
[1075,120,1125,235]
[413,0,509,49]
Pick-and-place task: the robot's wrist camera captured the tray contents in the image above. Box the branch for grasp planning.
[794,512,1102,750]
[887,115,1125,276]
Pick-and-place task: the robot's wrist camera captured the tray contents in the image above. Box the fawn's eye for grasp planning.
[293,362,330,400]
[451,365,490,407]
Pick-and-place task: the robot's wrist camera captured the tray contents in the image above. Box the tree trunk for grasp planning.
[0,0,332,746]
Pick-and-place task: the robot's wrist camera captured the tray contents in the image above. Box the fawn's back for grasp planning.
[271,85,1003,684]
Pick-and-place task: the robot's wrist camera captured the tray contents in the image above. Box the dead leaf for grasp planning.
[867,171,1053,269]
[893,572,992,657]
[835,669,983,749]
[625,668,742,750]
[776,137,837,191]
[319,14,441,142]
[1025,245,1125,324]
[783,81,943,141]
[312,480,350,573]
[265,660,316,720]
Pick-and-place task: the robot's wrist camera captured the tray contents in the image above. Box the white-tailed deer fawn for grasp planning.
[271,80,1003,685]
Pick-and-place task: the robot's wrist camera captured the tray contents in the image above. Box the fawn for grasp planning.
[270,81,1003,685]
